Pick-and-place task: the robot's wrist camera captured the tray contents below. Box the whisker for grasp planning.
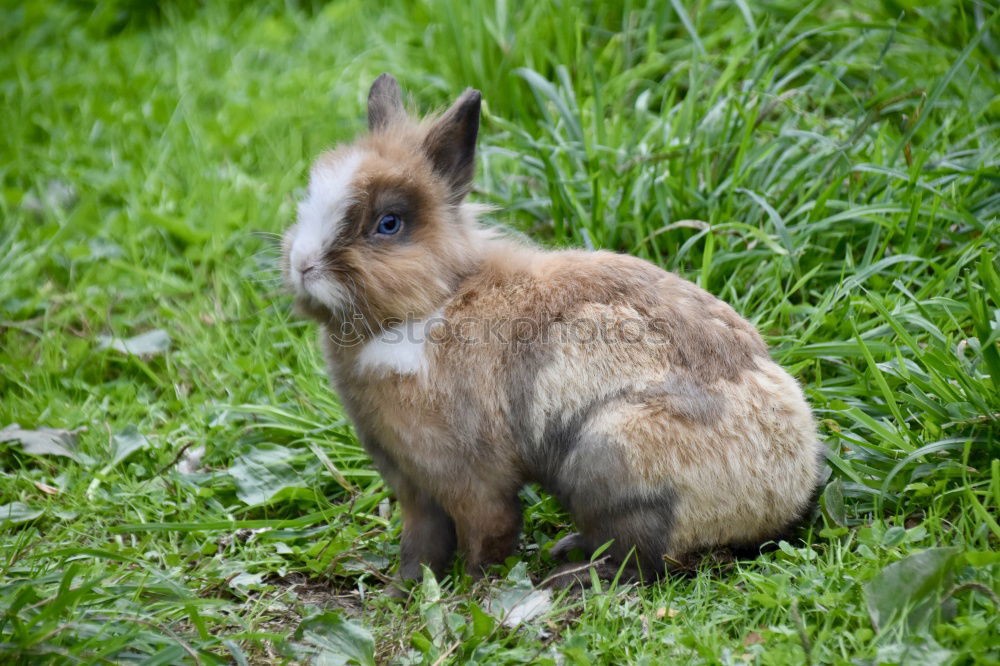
[250,230,284,240]
[251,251,282,262]
[250,274,285,284]
[251,264,282,273]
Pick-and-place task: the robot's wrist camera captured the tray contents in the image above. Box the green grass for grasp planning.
[1,0,998,663]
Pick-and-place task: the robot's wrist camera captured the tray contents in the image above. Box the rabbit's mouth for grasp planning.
[291,285,349,325]
[293,273,350,316]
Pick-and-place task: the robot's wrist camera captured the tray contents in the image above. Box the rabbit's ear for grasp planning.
[422,88,481,204]
[368,73,406,132]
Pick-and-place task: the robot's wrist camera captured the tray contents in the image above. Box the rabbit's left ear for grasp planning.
[368,73,406,132]
[423,88,481,204]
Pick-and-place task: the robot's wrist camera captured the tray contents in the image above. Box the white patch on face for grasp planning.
[355,311,444,377]
[288,150,364,309]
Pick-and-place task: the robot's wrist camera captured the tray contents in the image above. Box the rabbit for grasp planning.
[281,73,823,587]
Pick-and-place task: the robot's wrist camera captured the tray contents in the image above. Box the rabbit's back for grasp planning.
[432,248,820,562]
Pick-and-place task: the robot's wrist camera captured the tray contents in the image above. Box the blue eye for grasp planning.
[376,214,402,235]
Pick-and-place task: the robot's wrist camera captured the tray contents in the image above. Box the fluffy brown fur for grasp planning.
[280,74,823,586]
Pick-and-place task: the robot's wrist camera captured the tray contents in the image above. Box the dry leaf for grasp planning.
[176,445,205,475]
[98,329,171,356]
[743,631,765,646]
[655,607,680,619]
[664,219,709,230]
[34,482,59,495]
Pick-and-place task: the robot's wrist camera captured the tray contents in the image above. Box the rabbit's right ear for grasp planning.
[422,88,481,205]
[368,73,405,132]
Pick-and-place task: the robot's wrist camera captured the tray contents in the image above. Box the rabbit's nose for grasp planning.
[291,248,319,281]
[297,262,321,285]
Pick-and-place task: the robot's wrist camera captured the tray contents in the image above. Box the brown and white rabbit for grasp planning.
[281,73,823,586]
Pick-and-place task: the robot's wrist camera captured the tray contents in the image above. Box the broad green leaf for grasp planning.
[875,636,955,666]
[486,562,553,628]
[469,602,496,639]
[822,478,847,527]
[110,425,150,468]
[488,587,553,628]
[420,565,446,648]
[864,547,960,631]
[0,501,43,525]
[294,611,375,666]
[228,443,305,505]
[1,423,80,461]
[882,526,906,548]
